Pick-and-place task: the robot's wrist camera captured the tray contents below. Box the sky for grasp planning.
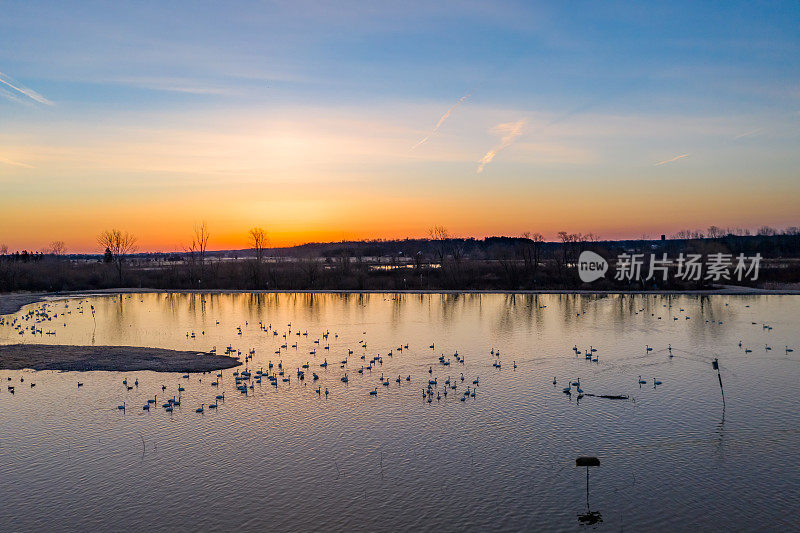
[1,1,799,252]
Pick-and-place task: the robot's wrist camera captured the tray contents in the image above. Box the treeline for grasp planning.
[1,231,799,292]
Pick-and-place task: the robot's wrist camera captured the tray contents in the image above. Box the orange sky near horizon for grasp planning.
[2,174,798,253]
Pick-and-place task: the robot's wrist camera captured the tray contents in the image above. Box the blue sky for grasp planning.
[1,1,798,250]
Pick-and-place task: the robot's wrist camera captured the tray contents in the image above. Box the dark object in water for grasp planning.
[576,456,601,524]
[578,510,603,525]
[585,393,629,400]
[576,456,600,467]
[713,358,725,406]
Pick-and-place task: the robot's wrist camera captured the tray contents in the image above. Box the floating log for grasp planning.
[585,393,629,400]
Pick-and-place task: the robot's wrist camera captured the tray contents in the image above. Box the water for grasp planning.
[1,292,798,531]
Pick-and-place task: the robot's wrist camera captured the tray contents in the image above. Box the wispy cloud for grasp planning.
[654,153,689,166]
[411,92,470,150]
[733,128,763,140]
[477,119,526,173]
[0,156,34,168]
[0,71,53,105]
[109,76,241,96]
[0,87,25,105]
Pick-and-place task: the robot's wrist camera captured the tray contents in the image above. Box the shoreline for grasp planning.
[0,344,241,373]
[3,286,800,317]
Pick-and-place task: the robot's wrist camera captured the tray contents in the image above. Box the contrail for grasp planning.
[477,119,526,173]
[654,153,689,166]
[733,128,763,140]
[0,156,34,168]
[0,71,53,105]
[411,92,471,150]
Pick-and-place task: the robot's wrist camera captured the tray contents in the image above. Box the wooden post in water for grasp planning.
[575,456,601,524]
[712,358,725,407]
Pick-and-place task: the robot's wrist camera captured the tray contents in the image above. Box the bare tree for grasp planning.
[185,221,211,285]
[520,232,545,277]
[190,221,210,265]
[429,225,449,264]
[97,229,137,283]
[248,227,267,262]
[672,229,705,240]
[429,225,449,241]
[556,231,585,277]
[757,225,777,236]
[248,227,268,287]
[49,240,67,257]
[0,244,7,256]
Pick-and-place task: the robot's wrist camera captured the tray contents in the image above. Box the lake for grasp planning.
[1,292,798,531]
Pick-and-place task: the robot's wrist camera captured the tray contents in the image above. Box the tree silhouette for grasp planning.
[97,229,137,283]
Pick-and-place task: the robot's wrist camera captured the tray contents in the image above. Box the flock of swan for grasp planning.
[1,296,794,414]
